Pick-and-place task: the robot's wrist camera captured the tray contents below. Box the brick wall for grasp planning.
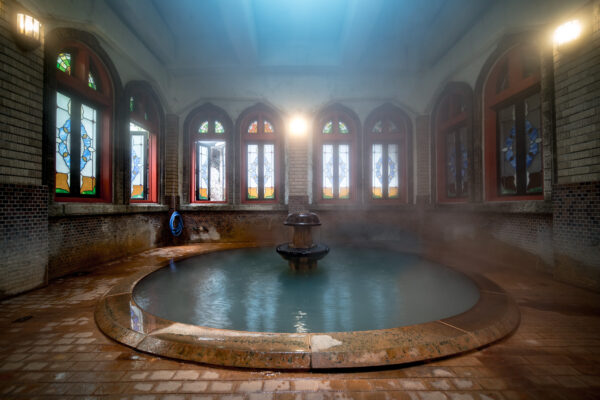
[554,1,600,184]
[48,213,166,279]
[165,114,179,204]
[0,0,44,186]
[552,182,600,289]
[0,1,49,297]
[0,184,48,296]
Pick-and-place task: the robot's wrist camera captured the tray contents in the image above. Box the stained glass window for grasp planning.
[323,121,333,134]
[215,121,225,134]
[248,120,258,134]
[247,144,259,199]
[525,93,542,194]
[80,103,97,195]
[322,144,334,199]
[373,121,383,134]
[57,53,71,74]
[264,121,274,133]
[129,97,135,112]
[88,73,97,90]
[371,144,400,199]
[196,141,226,201]
[339,122,349,134]
[199,121,209,134]
[130,123,148,199]
[55,92,71,194]
[263,144,275,199]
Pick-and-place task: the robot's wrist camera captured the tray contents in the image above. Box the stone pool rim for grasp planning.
[95,243,520,370]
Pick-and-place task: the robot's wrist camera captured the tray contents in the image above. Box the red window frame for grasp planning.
[129,90,159,203]
[188,106,231,204]
[434,84,472,203]
[313,105,359,204]
[239,106,282,204]
[54,41,112,203]
[484,44,542,201]
[364,104,411,204]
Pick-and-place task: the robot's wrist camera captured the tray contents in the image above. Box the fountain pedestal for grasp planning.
[276,212,329,270]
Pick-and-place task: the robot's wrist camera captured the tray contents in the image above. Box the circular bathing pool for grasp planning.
[133,247,480,333]
[95,243,520,369]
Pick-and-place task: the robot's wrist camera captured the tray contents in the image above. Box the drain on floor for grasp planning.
[12,315,33,323]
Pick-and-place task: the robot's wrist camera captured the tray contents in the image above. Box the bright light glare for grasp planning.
[289,116,308,137]
[17,13,41,40]
[554,20,581,45]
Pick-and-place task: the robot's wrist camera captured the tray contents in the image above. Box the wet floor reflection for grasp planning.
[133,247,480,333]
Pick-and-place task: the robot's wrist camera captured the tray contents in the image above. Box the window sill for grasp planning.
[435,199,551,214]
[49,202,168,217]
[180,203,288,212]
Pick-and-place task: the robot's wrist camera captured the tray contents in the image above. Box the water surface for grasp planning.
[133,247,479,333]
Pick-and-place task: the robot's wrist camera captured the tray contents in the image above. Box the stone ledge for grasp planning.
[49,202,169,217]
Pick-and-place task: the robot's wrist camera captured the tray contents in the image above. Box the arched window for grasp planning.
[126,83,162,203]
[433,84,473,203]
[186,104,232,203]
[364,104,411,203]
[239,104,283,203]
[484,43,542,200]
[53,41,113,202]
[314,105,359,203]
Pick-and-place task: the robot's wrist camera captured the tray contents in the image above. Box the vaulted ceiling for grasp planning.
[104,0,495,74]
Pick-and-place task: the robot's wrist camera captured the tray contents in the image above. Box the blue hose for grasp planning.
[169,211,183,237]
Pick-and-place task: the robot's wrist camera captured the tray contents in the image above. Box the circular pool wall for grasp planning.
[133,247,480,333]
[95,244,520,370]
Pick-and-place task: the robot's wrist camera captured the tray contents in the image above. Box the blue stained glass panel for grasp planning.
[130,123,147,199]
[388,144,399,198]
[525,93,542,194]
[338,144,350,199]
[372,144,383,199]
[263,144,275,199]
[322,144,334,199]
[56,92,71,193]
[80,103,97,195]
[247,144,259,199]
[499,105,517,195]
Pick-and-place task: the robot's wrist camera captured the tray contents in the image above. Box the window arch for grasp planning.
[483,43,542,200]
[433,83,473,203]
[185,104,232,203]
[125,82,163,203]
[314,105,359,203]
[238,104,283,203]
[51,36,115,202]
[364,104,411,203]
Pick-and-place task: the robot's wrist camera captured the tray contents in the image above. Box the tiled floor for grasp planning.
[1,244,599,399]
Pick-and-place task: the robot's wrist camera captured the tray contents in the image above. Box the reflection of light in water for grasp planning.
[193,268,232,327]
[294,310,308,333]
[245,274,280,332]
[323,276,352,332]
[129,301,144,333]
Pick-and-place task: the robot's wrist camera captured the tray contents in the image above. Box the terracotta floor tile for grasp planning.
[0,244,598,399]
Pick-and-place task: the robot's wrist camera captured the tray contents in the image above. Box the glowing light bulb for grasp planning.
[289,116,308,137]
[554,20,582,46]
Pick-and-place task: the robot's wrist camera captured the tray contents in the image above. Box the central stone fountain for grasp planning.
[276,212,329,270]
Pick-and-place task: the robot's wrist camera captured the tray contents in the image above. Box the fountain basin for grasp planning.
[95,244,520,369]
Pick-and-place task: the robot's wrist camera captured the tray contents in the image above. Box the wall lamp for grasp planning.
[553,19,582,46]
[289,115,308,138]
[13,12,43,51]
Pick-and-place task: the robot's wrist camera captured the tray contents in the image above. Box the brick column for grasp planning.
[415,115,430,205]
[287,131,309,212]
[165,113,180,209]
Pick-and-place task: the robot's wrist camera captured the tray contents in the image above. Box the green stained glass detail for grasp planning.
[339,122,349,134]
[129,97,135,112]
[199,121,209,134]
[56,188,69,194]
[88,73,97,90]
[57,53,71,75]
[215,121,225,134]
[323,121,333,134]
[144,112,148,121]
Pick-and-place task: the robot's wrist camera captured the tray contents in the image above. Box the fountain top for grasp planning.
[284,212,321,226]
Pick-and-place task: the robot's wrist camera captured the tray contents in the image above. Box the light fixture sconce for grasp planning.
[13,12,42,51]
